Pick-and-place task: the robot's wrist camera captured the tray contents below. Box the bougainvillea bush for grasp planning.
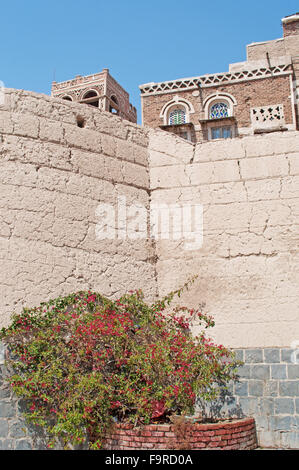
[0,280,240,449]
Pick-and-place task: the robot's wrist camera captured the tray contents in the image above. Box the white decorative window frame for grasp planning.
[159,95,195,125]
[203,92,237,120]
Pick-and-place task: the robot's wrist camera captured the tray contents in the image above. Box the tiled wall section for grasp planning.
[199,347,299,449]
[0,344,298,449]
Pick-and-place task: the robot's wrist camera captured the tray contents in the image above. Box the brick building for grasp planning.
[51,67,137,123]
[140,13,299,143]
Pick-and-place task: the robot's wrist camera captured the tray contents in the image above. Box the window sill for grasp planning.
[199,116,236,124]
[160,122,193,129]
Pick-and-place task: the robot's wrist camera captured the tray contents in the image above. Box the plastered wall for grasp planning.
[0,89,298,350]
[149,129,299,348]
[0,89,157,327]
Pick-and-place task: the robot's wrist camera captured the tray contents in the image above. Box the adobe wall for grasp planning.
[148,129,299,449]
[0,89,298,449]
[149,128,299,349]
[0,88,298,346]
[0,89,157,328]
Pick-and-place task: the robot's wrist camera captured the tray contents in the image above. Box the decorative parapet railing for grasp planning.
[139,64,292,96]
[52,72,106,92]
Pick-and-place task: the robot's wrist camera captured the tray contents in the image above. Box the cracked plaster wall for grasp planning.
[0,89,298,350]
[149,128,299,348]
[0,89,158,328]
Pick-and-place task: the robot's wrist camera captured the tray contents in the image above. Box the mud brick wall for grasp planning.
[0,89,298,449]
[149,128,299,349]
[0,89,157,328]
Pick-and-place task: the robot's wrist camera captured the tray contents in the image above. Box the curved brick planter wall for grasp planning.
[103,418,257,450]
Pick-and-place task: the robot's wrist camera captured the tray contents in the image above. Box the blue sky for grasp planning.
[0,0,298,123]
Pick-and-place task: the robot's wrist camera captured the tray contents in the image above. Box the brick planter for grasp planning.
[103,417,257,450]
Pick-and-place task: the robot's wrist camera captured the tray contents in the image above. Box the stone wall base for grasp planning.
[0,345,298,449]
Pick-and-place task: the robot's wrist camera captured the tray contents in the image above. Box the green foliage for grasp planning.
[0,278,240,449]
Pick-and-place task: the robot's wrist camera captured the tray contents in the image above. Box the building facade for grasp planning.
[140,13,299,143]
[51,67,137,123]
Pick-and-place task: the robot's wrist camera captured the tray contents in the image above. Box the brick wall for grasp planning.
[1,344,298,449]
[142,74,293,141]
[103,418,257,450]
[283,19,299,37]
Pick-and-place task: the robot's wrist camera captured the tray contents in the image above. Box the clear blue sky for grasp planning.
[0,0,298,123]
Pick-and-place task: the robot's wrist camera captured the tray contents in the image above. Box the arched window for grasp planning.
[203,94,237,141]
[169,108,186,125]
[80,90,99,108]
[62,95,73,101]
[160,96,194,126]
[83,90,98,100]
[203,93,236,121]
[209,102,229,119]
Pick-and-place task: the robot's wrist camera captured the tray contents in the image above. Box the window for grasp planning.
[160,96,194,125]
[203,93,236,121]
[209,102,229,119]
[83,91,98,100]
[80,90,99,108]
[169,108,186,125]
[211,126,232,140]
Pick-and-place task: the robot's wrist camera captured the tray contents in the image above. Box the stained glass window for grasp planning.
[169,108,186,125]
[210,102,229,119]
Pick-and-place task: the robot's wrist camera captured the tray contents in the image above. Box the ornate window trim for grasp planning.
[79,89,100,108]
[203,93,237,120]
[159,96,195,125]
[79,88,100,101]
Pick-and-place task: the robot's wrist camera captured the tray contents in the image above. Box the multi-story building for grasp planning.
[139,13,299,143]
[51,67,137,124]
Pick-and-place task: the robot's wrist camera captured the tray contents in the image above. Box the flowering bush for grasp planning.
[0,279,240,449]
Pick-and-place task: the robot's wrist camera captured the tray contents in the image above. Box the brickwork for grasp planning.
[142,75,293,142]
[1,344,298,449]
[283,15,299,37]
[0,347,257,451]
[140,14,299,143]
[102,418,257,450]
[52,68,137,123]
